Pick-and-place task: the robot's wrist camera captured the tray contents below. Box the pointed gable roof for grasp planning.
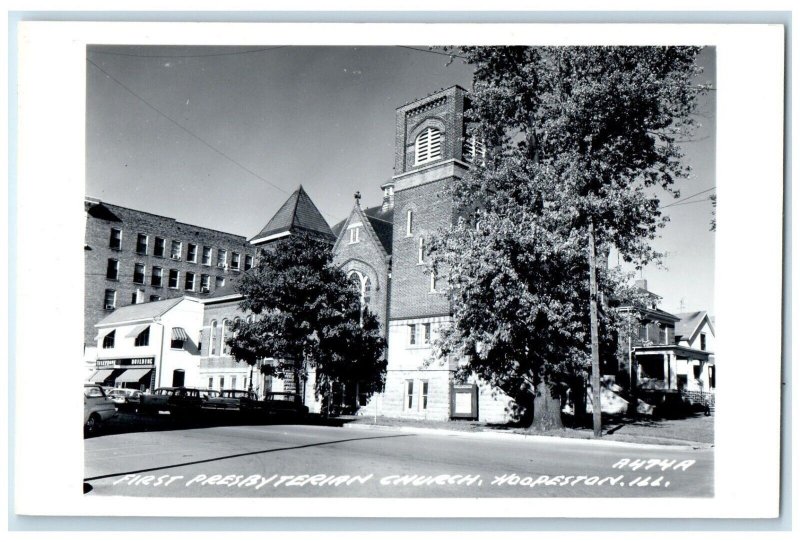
[249,186,334,245]
[674,311,715,343]
[333,202,393,258]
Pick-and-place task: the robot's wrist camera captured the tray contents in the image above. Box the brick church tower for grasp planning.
[383,85,476,420]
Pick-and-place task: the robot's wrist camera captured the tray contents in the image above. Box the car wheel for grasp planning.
[85,413,101,434]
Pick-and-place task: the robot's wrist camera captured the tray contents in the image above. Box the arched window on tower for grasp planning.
[414,127,442,165]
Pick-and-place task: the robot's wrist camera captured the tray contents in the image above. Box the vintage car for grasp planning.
[84,383,117,434]
[105,388,142,412]
[139,387,208,415]
[203,389,261,412]
[262,392,309,420]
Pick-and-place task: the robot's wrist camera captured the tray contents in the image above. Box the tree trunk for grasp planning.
[588,220,603,437]
[532,379,564,431]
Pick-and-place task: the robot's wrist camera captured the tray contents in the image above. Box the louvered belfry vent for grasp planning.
[414,127,442,166]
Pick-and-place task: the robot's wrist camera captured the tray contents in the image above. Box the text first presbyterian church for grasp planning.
[85,86,512,423]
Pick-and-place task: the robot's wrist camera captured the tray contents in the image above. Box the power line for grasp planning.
[89,46,288,59]
[87,57,292,198]
[661,196,714,209]
[397,46,468,59]
[660,187,715,209]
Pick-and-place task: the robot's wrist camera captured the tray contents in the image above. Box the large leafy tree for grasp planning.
[228,233,387,407]
[433,46,705,432]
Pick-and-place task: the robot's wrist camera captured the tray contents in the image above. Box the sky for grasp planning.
[86,45,716,315]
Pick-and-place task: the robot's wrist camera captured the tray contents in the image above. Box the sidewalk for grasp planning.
[342,413,714,449]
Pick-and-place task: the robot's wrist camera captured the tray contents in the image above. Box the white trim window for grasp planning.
[202,246,212,266]
[106,259,119,281]
[154,237,166,258]
[151,266,163,287]
[408,324,417,346]
[102,330,115,349]
[200,274,210,293]
[221,319,230,355]
[215,276,225,289]
[414,127,442,165]
[136,233,148,255]
[231,252,241,270]
[210,320,218,356]
[133,263,145,284]
[187,243,198,263]
[168,269,179,289]
[420,380,429,410]
[417,237,425,264]
[216,249,227,268]
[422,323,431,345]
[349,226,360,244]
[405,380,414,410]
[406,209,413,236]
[170,240,182,260]
[109,228,122,250]
[244,254,254,271]
[185,271,196,291]
[103,289,116,310]
[429,272,437,293]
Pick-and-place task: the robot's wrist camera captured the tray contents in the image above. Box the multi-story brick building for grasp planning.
[84,198,257,365]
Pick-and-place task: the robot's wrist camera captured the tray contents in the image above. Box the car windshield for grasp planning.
[222,391,250,398]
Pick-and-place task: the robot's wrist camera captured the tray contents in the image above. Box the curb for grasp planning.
[343,422,713,451]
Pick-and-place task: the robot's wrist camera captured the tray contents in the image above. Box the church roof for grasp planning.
[249,186,334,245]
[332,204,394,255]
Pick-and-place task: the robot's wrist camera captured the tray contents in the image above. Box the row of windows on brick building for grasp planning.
[108,227,253,271]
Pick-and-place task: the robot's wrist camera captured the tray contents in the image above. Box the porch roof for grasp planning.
[633,344,712,362]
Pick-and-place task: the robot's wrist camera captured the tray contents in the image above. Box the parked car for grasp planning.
[84,383,117,434]
[106,388,142,412]
[263,392,309,420]
[139,387,206,416]
[203,389,261,412]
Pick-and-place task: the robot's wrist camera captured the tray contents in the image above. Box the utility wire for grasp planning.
[397,46,468,59]
[87,57,292,197]
[660,186,715,209]
[89,46,288,59]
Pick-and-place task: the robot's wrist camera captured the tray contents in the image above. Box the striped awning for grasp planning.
[89,369,114,383]
[115,368,152,383]
[126,324,150,338]
[171,327,189,341]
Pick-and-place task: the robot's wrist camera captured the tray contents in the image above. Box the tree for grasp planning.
[227,233,387,410]
[433,46,706,432]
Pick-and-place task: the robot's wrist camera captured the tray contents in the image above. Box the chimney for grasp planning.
[381,180,395,212]
[635,279,648,291]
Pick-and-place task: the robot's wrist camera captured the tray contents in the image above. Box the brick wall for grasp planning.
[389,180,453,320]
[84,200,256,346]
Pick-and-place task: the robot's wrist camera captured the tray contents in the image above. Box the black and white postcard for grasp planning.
[13,21,785,520]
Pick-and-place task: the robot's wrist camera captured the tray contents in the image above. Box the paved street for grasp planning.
[84,422,713,498]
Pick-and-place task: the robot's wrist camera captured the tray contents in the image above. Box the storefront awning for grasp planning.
[89,369,114,382]
[171,327,189,341]
[126,324,150,338]
[115,368,152,383]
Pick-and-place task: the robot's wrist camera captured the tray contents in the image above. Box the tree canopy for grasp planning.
[432,46,706,428]
[228,233,387,403]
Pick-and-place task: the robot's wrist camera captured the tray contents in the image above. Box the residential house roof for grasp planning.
[249,186,335,244]
[674,311,715,342]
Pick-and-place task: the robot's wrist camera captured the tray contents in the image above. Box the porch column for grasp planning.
[663,353,670,389]
[668,353,678,390]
